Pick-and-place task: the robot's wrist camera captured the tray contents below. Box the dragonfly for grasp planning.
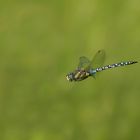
[66,50,138,82]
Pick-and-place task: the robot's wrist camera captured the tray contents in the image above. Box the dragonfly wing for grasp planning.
[88,50,106,69]
[78,56,91,70]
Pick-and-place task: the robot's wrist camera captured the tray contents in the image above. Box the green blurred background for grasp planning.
[0,0,140,140]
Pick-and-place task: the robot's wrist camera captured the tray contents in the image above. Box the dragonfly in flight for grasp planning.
[66,50,138,82]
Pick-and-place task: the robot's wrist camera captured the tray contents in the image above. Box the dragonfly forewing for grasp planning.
[78,56,91,70]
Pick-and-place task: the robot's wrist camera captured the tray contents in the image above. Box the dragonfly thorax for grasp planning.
[66,70,90,82]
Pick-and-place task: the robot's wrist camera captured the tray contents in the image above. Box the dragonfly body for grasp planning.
[66,50,138,82]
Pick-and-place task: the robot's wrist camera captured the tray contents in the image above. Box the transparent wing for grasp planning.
[77,56,91,70]
[88,50,106,69]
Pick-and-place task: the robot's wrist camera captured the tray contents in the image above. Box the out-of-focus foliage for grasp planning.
[0,0,140,140]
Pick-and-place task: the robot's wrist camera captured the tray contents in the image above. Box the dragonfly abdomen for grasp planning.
[95,61,138,72]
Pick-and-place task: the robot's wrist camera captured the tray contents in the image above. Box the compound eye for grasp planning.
[66,73,73,81]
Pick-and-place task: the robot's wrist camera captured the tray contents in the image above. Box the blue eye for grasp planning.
[66,73,74,81]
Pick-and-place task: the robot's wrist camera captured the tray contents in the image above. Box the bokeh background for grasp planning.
[0,0,140,140]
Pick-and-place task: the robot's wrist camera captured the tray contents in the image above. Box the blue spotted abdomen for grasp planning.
[95,61,138,72]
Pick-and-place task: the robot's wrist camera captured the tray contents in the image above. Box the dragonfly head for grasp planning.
[66,72,74,82]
